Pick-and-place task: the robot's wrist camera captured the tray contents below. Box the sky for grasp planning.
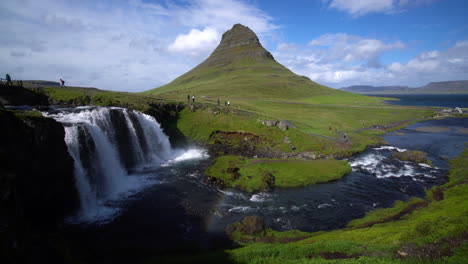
[1,0,467,92]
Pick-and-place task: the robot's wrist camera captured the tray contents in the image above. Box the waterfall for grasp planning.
[45,107,174,221]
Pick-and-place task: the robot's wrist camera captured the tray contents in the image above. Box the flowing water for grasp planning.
[44,106,468,258]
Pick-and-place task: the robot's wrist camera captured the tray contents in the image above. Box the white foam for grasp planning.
[418,163,432,168]
[374,164,416,178]
[317,203,332,209]
[172,149,209,162]
[373,146,407,152]
[219,190,248,200]
[349,153,386,168]
[228,206,256,213]
[249,192,273,202]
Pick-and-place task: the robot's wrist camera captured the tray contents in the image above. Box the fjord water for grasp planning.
[49,106,467,258]
[368,94,468,108]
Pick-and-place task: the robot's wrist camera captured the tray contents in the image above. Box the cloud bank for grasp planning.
[0,0,276,92]
[274,34,468,88]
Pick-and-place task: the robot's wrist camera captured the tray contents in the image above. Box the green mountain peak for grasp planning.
[145,24,351,101]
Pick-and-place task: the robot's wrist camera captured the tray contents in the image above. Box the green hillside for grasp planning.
[144,24,373,104]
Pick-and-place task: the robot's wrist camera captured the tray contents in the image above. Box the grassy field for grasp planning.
[205,155,351,192]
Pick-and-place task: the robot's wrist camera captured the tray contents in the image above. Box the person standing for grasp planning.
[60,79,65,86]
[192,95,195,102]
[187,94,190,102]
[6,73,12,85]
[217,98,220,106]
[227,101,230,107]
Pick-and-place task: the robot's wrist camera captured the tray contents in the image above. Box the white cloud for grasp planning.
[168,27,220,57]
[326,0,438,17]
[0,0,277,92]
[274,35,468,88]
[329,0,393,17]
[308,33,404,67]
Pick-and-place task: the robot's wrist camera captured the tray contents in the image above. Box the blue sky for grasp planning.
[1,0,467,91]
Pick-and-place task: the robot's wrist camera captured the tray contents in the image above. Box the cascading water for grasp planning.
[45,107,176,221]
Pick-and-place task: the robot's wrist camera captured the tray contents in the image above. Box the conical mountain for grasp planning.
[145,24,346,100]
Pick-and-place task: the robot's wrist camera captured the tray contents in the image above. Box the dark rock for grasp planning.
[0,85,49,106]
[0,110,79,227]
[261,171,275,191]
[227,167,241,180]
[289,144,296,150]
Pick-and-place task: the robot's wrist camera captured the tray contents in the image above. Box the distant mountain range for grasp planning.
[340,80,468,94]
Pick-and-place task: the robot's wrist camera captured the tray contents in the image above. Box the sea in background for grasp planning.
[365,94,468,108]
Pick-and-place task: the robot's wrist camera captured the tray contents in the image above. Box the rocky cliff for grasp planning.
[0,108,79,262]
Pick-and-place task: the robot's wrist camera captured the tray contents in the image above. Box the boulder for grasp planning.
[263,120,278,127]
[278,120,296,131]
[261,170,275,191]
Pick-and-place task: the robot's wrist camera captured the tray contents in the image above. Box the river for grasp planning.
[42,103,468,262]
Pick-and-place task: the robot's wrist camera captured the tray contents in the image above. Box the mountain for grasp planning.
[145,24,351,101]
[417,81,468,94]
[340,81,468,94]
[340,85,411,94]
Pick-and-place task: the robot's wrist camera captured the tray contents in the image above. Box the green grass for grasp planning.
[176,106,351,155]
[222,145,468,263]
[205,155,351,192]
[41,86,167,112]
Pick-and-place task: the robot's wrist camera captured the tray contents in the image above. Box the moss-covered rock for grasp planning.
[392,150,432,166]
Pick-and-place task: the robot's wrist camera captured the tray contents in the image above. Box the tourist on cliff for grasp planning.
[5,73,12,85]
[60,79,65,86]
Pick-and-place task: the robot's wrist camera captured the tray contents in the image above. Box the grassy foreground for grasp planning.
[222,145,468,264]
[205,155,351,192]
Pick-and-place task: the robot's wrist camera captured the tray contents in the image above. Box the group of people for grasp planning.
[217,98,230,106]
[187,95,231,106]
[3,73,66,87]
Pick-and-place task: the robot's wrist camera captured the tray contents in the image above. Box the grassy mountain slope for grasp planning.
[144,24,373,104]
